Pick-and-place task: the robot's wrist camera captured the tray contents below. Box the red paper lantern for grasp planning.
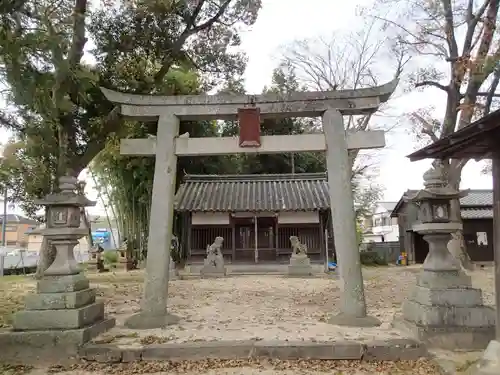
[238,107,261,147]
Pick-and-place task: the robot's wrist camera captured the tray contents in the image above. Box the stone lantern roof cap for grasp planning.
[405,160,469,202]
[405,188,469,203]
[34,176,96,207]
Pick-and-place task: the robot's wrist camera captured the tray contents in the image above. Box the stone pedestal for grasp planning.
[396,227,495,350]
[200,257,227,278]
[2,272,115,358]
[288,253,313,277]
[12,273,114,332]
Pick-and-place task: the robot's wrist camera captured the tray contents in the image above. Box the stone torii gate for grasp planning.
[101,79,398,329]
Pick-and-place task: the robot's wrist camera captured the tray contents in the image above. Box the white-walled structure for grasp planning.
[363,202,399,243]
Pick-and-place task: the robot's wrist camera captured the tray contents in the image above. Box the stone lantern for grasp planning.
[4,176,115,353]
[37,177,94,276]
[407,162,468,271]
[394,161,495,350]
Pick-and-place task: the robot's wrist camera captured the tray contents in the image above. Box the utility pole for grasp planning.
[0,188,7,277]
[1,188,6,246]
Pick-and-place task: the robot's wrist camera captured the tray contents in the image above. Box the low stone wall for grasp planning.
[80,338,428,363]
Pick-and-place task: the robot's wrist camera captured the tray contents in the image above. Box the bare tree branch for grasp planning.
[153,0,233,86]
[415,80,449,92]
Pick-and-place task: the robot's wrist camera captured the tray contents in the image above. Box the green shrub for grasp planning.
[360,251,388,266]
[102,250,119,265]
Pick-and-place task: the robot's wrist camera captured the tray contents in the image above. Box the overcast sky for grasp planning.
[238,0,491,202]
[0,0,493,216]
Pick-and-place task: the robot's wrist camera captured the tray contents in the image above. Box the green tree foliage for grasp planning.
[90,68,233,257]
[90,63,329,259]
[0,0,262,275]
[0,0,262,212]
[219,64,327,174]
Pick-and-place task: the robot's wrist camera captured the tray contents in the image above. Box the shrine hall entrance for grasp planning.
[234,216,277,263]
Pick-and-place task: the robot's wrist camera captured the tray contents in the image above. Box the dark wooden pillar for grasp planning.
[319,211,325,262]
[231,214,236,263]
[492,154,500,340]
[275,217,280,258]
[187,213,192,264]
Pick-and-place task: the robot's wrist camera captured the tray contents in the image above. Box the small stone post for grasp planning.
[7,176,115,350]
[395,162,495,349]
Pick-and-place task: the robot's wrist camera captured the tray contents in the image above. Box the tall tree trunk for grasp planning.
[35,207,57,279]
[447,174,474,271]
[81,207,93,249]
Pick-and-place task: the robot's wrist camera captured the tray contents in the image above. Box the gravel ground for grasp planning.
[21,358,442,375]
[92,265,495,346]
[0,265,494,374]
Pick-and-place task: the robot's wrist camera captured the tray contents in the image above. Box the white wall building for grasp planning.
[363,202,400,243]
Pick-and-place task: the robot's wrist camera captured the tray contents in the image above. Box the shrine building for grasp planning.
[174,173,335,264]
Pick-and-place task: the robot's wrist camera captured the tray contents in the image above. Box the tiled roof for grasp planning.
[378,201,398,213]
[391,189,493,220]
[461,207,492,219]
[0,214,38,224]
[174,173,330,212]
[460,190,492,207]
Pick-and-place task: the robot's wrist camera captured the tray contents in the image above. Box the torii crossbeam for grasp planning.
[100,78,398,330]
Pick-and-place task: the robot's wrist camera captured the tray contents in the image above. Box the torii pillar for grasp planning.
[101,79,398,329]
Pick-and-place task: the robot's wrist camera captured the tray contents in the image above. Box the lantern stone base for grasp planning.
[288,254,313,277]
[0,318,115,360]
[394,269,495,350]
[8,272,115,350]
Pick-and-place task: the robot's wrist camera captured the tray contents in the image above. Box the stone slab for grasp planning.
[37,273,89,294]
[403,300,495,327]
[411,285,483,307]
[364,339,428,361]
[143,340,255,360]
[253,340,364,360]
[394,317,494,350]
[0,318,115,360]
[25,288,96,310]
[79,338,428,363]
[13,301,104,330]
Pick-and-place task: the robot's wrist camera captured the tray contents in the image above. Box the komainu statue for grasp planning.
[290,236,307,257]
[288,235,313,276]
[201,236,226,278]
[205,236,224,267]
